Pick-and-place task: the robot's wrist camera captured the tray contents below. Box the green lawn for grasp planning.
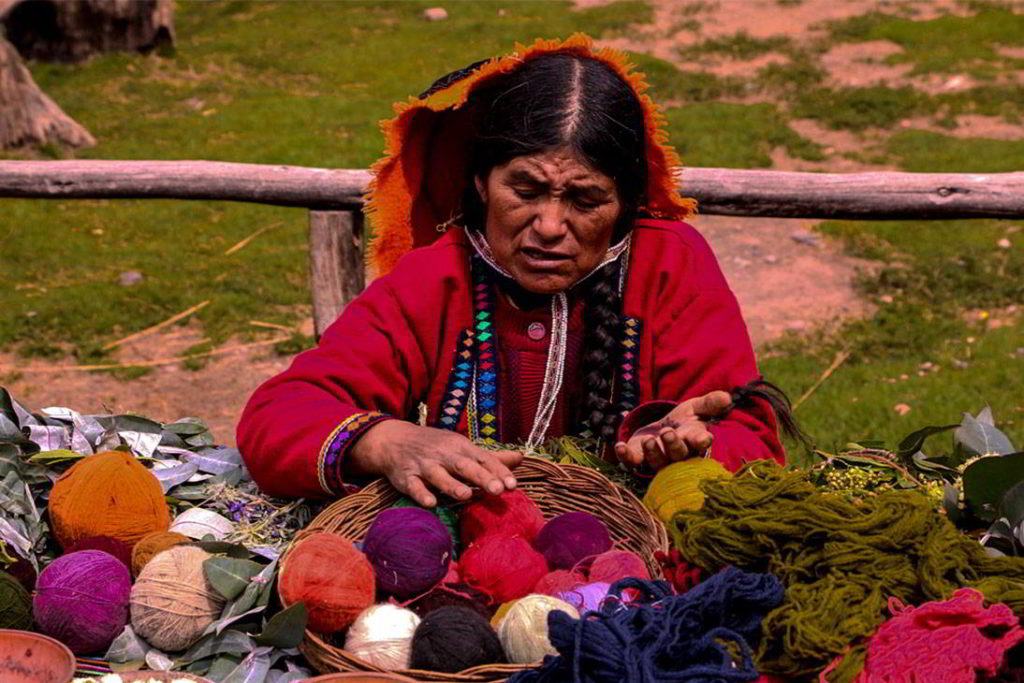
[2,0,1022,458]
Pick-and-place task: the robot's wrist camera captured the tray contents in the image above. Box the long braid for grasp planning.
[581,258,624,442]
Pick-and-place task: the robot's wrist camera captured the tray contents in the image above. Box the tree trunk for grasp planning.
[0,0,174,63]
[0,37,94,149]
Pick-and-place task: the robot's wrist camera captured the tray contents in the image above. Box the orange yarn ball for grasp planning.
[131,531,190,577]
[279,532,376,633]
[49,451,171,550]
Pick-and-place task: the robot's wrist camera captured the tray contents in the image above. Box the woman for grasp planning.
[237,35,788,505]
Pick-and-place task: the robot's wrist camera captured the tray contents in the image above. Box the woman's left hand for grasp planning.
[613,390,732,471]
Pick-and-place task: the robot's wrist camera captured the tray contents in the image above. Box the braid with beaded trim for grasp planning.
[580,258,624,442]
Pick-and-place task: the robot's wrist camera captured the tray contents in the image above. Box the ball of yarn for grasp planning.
[130,545,226,651]
[34,550,131,654]
[498,593,580,663]
[642,457,732,524]
[49,450,170,549]
[587,550,650,584]
[131,531,190,577]
[278,532,375,633]
[461,534,547,604]
[392,496,461,558]
[556,581,611,614]
[344,603,421,670]
[363,507,452,598]
[534,570,585,597]
[491,599,518,628]
[65,535,132,570]
[410,606,506,672]
[533,512,612,570]
[407,582,493,622]
[0,569,32,630]
[460,489,545,545]
[4,556,37,591]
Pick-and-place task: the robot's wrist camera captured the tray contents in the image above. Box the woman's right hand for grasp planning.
[347,420,524,507]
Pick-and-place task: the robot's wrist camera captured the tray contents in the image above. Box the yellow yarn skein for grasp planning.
[643,458,732,525]
[497,593,579,664]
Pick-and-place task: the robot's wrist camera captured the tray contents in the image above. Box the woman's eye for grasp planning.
[514,189,540,200]
[573,199,600,211]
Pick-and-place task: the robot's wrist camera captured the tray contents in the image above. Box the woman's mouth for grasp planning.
[519,247,571,269]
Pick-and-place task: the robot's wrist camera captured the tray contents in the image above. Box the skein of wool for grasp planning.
[131,531,190,577]
[392,496,462,558]
[555,582,611,614]
[130,545,226,651]
[837,589,1024,683]
[278,532,375,633]
[491,599,519,628]
[364,507,452,598]
[586,550,650,584]
[672,460,1024,678]
[344,603,422,670]
[460,489,545,545]
[461,534,548,604]
[34,550,132,654]
[533,512,612,571]
[534,570,585,597]
[506,569,784,683]
[65,536,133,570]
[3,555,37,591]
[49,450,171,549]
[410,606,506,672]
[498,594,580,664]
[642,457,732,524]
[0,569,33,630]
[406,582,493,621]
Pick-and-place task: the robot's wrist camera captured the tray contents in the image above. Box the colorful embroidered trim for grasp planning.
[472,256,500,444]
[437,328,476,430]
[317,411,390,495]
[616,316,643,415]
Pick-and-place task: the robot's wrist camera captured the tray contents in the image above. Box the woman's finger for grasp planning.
[474,450,519,491]
[690,390,733,418]
[400,474,437,508]
[446,451,504,495]
[676,423,713,455]
[423,462,474,501]
[642,436,668,471]
[614,440,641,467]
[659,426,690,462]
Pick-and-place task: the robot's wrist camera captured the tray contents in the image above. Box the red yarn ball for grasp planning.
[65,535,133,570]
[534,569,586,597]
[586,550,650,583]
[460,490,545,545]
[460,534,547,605]
[279,532,375,633]
[533,511,612,570]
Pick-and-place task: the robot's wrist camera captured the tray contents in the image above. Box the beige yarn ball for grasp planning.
[130,545,226,651]
[344,603,421,670]
[497,593,579,664]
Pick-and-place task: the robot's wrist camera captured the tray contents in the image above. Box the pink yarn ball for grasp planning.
[533,512,612,570]
[34,550,131,654]
[586,550,650,583]
[534,570,585,597]
[556,581,611,614]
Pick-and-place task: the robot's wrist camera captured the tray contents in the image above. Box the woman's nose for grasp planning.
[531,199,568,242]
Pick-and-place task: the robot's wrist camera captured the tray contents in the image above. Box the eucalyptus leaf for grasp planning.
[896,423,958,457]
[185,446,243,475]
[26,449,84,466]
[105,625,151,666]
[981,517,1018,556]
[955,412,1015,457]
[152,462,200,493]
[179,629,256,664]
[253,602,307,649]
[977,406,996,425]
[962,452,1024,522]
[221,646,273,683]
[0,412,21,439]
[998,479,1024,527]
[192,540,253,559]
[205,557,265,601]
[119,430,163,459]
[942,482,962,525]
[145,648,175,671]
[23,424,68,451]
[205,654,245,681]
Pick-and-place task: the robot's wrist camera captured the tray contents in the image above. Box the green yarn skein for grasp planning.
[0,569,33,630]
[670,460,1024,680]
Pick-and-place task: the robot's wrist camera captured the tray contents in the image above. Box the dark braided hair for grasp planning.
[425,52,649,439]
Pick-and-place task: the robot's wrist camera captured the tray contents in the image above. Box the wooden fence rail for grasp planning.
[2,160,1022,335]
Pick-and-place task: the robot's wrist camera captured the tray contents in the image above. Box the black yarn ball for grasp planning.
[407,582,493,621]
[409,606,506,673]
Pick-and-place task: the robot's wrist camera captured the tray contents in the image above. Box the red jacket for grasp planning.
[237,219,784,498]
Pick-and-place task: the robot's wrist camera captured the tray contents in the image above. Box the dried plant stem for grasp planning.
[101,300,211,350]
[793,348,851,412]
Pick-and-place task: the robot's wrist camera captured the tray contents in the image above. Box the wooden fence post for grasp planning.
[308,209,365,339]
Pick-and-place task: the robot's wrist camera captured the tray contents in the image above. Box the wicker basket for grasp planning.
[287,456,669,681]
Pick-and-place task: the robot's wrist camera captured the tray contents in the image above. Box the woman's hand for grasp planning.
[347,420,523,507]
[613,391,732,471]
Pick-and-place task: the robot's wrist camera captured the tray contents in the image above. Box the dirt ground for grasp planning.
[2,0,1014,444]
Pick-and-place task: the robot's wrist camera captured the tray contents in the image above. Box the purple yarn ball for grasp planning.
[33,550,131,654]
[532,511,612,570]
[363,507,453,599]
[556,581,612,614]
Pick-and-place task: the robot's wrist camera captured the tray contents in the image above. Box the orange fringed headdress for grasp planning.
[364,33,696,278]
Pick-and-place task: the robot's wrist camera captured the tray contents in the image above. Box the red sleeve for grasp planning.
[236,275,430,499]
[621,228,785,472]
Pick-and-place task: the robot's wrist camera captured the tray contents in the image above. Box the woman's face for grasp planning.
[474,147,623,295]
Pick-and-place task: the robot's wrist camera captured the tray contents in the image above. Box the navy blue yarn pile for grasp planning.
[507,567,784,683]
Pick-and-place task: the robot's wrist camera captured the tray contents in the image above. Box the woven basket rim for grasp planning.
[284,456,668,682]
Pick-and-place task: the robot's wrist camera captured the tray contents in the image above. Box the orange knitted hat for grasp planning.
[364,33,695,278]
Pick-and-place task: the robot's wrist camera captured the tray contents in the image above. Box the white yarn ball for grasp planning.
[497,593,579,664]
[344,603,422,670]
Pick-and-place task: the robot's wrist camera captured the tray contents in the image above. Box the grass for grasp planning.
[790,85,926,131]
[679,31,792,61]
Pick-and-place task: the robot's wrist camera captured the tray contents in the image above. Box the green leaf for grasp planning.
[105,626,151,666]
[955,412,1015,457]
[896,424,958,457]
[204,557,264,601]
[179,630,256,665]
[942,482,962,525]
[25,448,84,465]
[962,452,1024,522]
[193,540,253,559]
[253,602,308,648]
[164,418,211,436]
[998,479,1024,529]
